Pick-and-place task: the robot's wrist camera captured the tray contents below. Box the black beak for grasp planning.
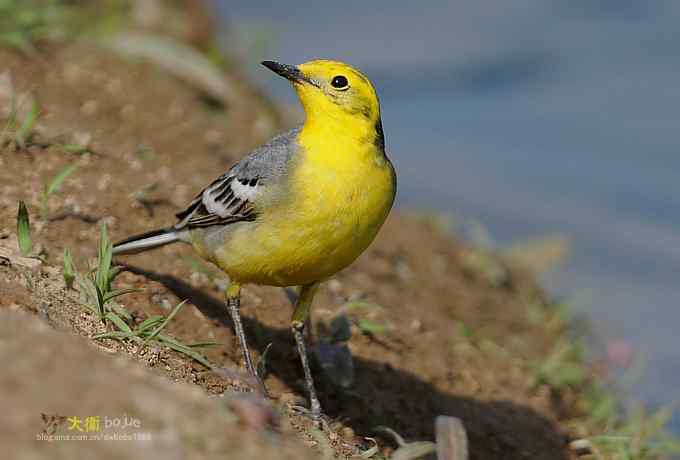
[261,61,314,86]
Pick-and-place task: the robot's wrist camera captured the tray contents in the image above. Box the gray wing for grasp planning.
[174,127,299,229]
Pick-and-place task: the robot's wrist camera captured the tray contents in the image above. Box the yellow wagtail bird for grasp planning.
[113,60,396,419]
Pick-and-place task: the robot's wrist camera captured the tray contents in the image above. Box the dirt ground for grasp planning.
[0,44,589,459]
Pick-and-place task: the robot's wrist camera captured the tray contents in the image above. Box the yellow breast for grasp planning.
[212,124,395,286]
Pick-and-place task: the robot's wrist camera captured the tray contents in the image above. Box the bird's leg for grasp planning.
[283,287,314,343]
[226,282,268,396]
[291,282,322,420]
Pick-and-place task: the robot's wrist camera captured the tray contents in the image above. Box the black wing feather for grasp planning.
[174,174,258,229]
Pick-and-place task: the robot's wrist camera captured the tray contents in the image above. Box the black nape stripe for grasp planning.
[374,118,385,151]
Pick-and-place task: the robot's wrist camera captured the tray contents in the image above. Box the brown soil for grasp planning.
[0,43,585,459]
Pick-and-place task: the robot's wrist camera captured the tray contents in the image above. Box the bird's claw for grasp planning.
[290,404,326,428]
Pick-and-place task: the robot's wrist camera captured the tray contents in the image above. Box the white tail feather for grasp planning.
[112,230,179,255]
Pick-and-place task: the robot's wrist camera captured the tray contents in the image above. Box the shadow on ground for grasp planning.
[122,263,569,460]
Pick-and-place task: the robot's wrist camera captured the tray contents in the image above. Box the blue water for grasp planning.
[215,0,680,430]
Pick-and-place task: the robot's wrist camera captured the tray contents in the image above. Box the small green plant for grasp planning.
[62,143,92,155]
[570,363,680,459]
[461,249,508,287]
[574,403,680,460]
[78,225,216,367]
[139,299,187,350]
[14,97,39,149]
[0,0,73,54]
[530,300,680,458]
[0,90,41,149]
[343,300,388,336]
[533,339,587,390]
[41,163,78,219]
[93,299,215,369]
[80,225,137,323]
[16,200,32,256]
[62,247,75,289]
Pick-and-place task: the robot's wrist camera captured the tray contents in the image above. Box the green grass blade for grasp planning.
[110,303,132,322]
[107,266,123,285]
[136,315,165,333]
[186,341,220,348]
[46,164,78,196]
[105,311,132,333]
[103,287,141,303]
[256,342,273,380]
[95,224,112,294]
[140,300,187,350]
[15,98,39,148]
[155,334,193,350]
[63,248,75,289]
[79,272,92,292]
[356,318,387,335]
[156,333,212,368]
[88,277,106,321]
[79,300,99,316]
[16,201,32,256]
[93,330,136,341]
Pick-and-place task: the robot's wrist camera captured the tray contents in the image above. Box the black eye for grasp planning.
[331,75,349,89]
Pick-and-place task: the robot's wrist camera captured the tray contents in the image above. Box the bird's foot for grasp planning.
[290,404,326,429]
[213,366,269,398]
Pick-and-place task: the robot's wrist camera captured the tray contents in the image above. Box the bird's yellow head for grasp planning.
[262,60,381,128]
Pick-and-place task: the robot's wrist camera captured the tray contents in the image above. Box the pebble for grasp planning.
[81,100,98,116]
[97,173,112,191]
[120,104,135,119]
[106,78,122,95]
[327,279,343,294]
[204,129,224,146]
[168,100,184,118]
